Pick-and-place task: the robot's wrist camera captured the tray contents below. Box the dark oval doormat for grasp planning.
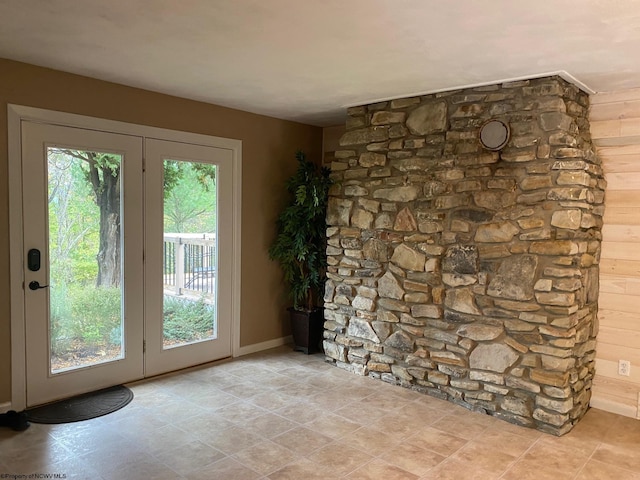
[26,385,134,424]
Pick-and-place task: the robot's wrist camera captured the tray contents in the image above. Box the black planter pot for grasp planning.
[288,307,324,354]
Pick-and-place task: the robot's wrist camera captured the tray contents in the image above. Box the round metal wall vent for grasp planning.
[479,119,510,151]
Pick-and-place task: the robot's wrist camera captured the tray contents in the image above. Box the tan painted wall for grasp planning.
[590,87,640,418]
[322,125,345,166]
[0,58,322,404]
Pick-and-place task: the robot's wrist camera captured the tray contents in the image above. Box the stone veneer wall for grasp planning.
[323,76,605,435]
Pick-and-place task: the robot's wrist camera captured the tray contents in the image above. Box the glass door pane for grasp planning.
[23,120,143,407]
[162,159,217,349]
[47,148,124,373]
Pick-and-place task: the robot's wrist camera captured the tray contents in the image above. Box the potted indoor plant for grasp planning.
[269,151,332,354]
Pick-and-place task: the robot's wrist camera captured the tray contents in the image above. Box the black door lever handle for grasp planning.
[28,281,49,291]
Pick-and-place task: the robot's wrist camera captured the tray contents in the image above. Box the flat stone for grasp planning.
[445,288,481,315]
[487,255,538,301]
[530,241,578,256]
[327,198,353,226]
[469,343,519,373]
[469,370,505,385]
[351,209,374,229]
[375,212,394,229]
[430,351,466,367]
[323,341,347,362]
[352,295,375,311]
[393,207,418,231]
[535,292,576,307]
[411,304,443,318]
[391,244,426,272]
[378,271,405,300]
[536,396,574,414]
[406,101,447,135]
[533,408,569,427]
[557,171,591,187]
[371,111,406,125]
[363,238,389,262]
[505,376,541,393]
[385,330,414,352]
[551,210,582,230]
[457,324,504,341]
[475,222,519,242]
[344,185,368,197]
[378,310,399,323]
[404,280,431,293]
[502,397,532,417]
[347,317,380,342]
[443,245,478,274]
[539,112,573,132]
[541,355,576,371]
[359,152,387,167]
[442,273,477,287]
[404,292,430,303]
[340,126,389,146]
[473,191,517,210]
[530,369,569,387]
[378,298,411,313]
[373,186,421,202]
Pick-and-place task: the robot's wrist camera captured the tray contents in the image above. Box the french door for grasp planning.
[21,121,232,407]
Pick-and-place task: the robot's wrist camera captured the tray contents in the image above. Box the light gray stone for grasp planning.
[391,244,426,272]
[347,317,380,343]
[475,222,519,243]
[445,288,481,315]
[372,321,393,342]
[469,343,519,373]
[373,186,421,202]
[324,341,347,362]
[352,295,375,311]
[411,304,443,318]
[378,271,405,300]
[406,102,447,135]
[457,324,504,341]
[551,210,582,230]
[385,330,414,352]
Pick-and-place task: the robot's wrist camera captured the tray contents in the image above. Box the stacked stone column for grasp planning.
[323,76,605,435]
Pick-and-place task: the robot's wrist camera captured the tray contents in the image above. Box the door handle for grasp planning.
[28,281,49,291]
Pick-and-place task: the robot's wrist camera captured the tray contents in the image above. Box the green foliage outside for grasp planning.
[269,151,332,311]
[163,296,215,342]
[48,151,217,357]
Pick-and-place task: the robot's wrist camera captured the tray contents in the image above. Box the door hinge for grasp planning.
[143,340,146,353]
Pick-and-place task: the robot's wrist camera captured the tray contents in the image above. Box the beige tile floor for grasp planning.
[1,346,640,479]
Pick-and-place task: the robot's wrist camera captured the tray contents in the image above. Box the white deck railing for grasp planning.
[163,233,216,297]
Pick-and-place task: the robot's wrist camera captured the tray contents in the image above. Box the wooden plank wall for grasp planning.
[590,87,640,418]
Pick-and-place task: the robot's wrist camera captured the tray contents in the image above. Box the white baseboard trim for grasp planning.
[590,396,638,419]
[236,336,292,357]
[0,401,12,413]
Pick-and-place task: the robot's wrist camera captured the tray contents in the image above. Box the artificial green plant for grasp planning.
[269,151,332,311]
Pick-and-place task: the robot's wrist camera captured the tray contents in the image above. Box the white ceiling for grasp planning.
[1,0,639,126]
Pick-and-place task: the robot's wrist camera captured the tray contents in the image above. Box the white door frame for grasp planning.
[8,104,242,411]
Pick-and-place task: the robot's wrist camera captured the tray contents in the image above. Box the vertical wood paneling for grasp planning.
[591,88,640,418]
